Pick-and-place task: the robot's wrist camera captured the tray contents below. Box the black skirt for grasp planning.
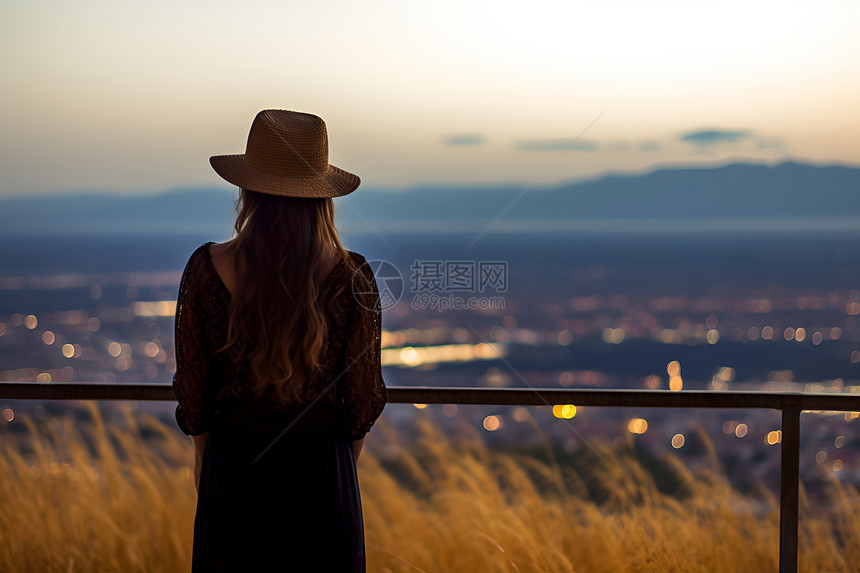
[191,403,365,572]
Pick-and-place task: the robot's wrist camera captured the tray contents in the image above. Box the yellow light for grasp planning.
[107,342,122,358]
[1,408,13,422]
[669,376,683,391]
[474,343,495,359]
[62,344,75,358]
[42,331,55,345]
[851,351,860,364]
[399,347,422,366]
[833,459,844,471]
[144,341,160,358]
[835,435,846,448]
[483,415,501,431]
[845,412,859,422]
[847,302,860,316]
[815,450,827,464]
[716,367,735,382]
[794,327,806,342]
[667,360,681,377]
[766,430,782,445]
[812,331,823,345]
[36,372,52,382]
[761,326,774,340]
[132,301,177,317]
[830,327,842,339]
[735,423,748,438]
[412,403,428,410]
[671,433,685,448]
[602,328,625,344]
[706,329,720,344]
[24,315,38,329]
[784,327,796,341]
[627,418,648,434]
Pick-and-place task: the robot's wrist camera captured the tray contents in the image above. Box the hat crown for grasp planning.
[245,110,330,178]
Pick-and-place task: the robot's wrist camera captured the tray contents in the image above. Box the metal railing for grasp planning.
[2,382,859,573]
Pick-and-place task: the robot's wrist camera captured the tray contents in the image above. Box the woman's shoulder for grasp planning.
[341,250,377,286]
[182,242,215,273]
[178,242,220,292]
[345,249,367,266]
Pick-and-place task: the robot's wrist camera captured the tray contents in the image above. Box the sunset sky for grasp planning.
[2,0,859,196]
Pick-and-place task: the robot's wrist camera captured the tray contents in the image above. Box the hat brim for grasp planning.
[210,154,360,198]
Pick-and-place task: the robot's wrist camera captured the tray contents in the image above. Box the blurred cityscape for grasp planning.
[0,232,858,497]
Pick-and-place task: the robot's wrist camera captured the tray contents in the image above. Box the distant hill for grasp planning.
[1,161,858,235]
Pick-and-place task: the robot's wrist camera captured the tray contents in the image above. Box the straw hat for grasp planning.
[210,110,360,198]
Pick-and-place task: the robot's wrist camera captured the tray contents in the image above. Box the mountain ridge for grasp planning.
[1,160,858,235]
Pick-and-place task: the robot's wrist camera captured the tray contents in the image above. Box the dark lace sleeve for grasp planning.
[172,245,216,435]
[342,257,388,440]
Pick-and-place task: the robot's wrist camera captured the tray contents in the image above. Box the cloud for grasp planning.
[444,134,485,146]
[680,129,753,146]
[640,140,661,152]
[515,139,598,152]
[756,137,786,152]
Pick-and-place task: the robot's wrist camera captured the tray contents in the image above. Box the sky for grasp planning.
[1,0,859,196]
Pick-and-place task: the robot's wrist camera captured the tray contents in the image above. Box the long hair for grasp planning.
[220,189,352,401]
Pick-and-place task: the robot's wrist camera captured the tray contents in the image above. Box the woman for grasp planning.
[173,110,387,572]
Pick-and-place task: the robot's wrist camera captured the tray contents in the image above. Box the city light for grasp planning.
[512,407,530,422]
[132,301,176,317]
[628,418,648,434]
[382,342,505,367]
[552,404,577,419]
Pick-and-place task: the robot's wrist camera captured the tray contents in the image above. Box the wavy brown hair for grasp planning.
[220,189,353,401]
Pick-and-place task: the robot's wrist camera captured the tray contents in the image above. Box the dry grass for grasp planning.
[0,405,857,572]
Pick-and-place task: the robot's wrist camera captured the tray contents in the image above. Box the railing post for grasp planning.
[779,405,801,573]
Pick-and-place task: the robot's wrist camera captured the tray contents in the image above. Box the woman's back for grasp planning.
[174,241,386,437]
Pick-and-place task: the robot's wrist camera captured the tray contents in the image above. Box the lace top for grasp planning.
[173,243,387,440]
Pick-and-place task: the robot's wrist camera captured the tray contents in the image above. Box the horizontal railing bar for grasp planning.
[1,383,859,411]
